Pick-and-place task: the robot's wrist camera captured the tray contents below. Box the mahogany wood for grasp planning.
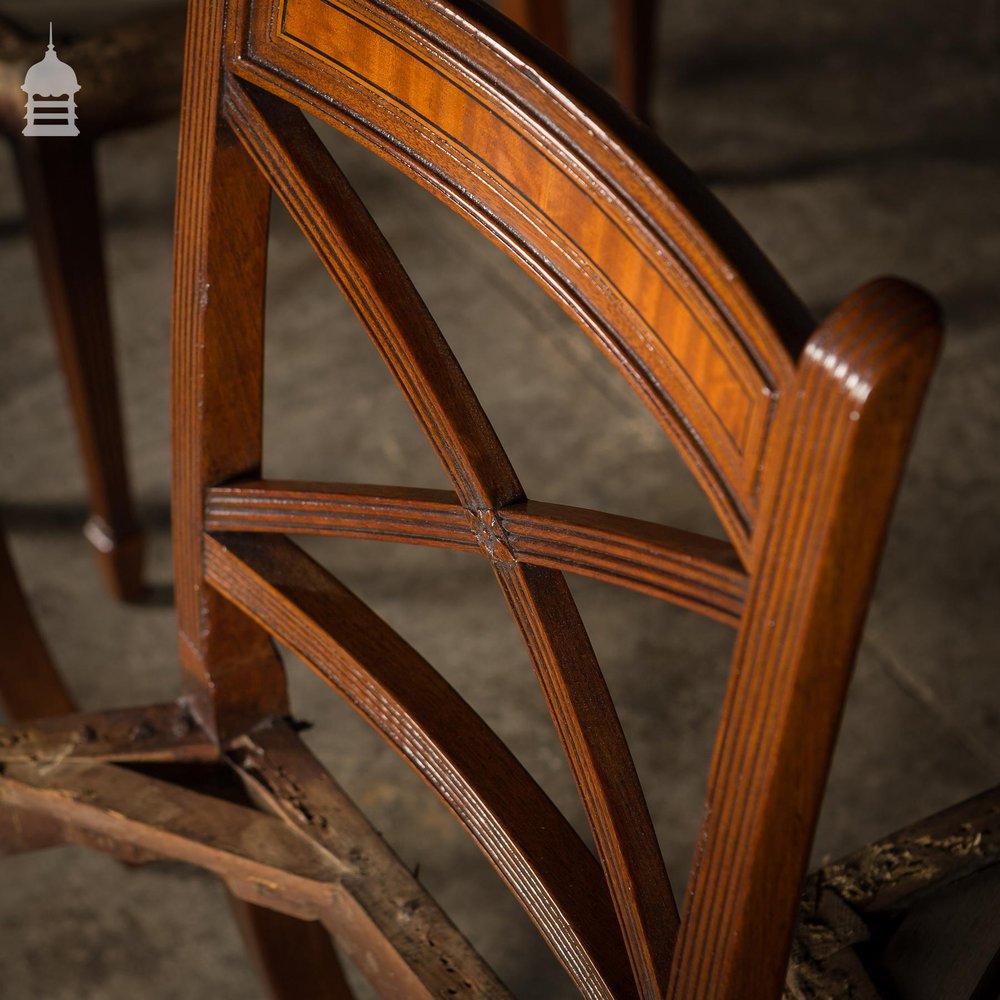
[0,524,75,721]
[613,0,657,123]
[0,731,515,998]
[500,0,569,59]
[205,481,747,623]
[0,10,188,601]
[223,80,525,511]
[225,0,816,562]
[492,558,678,995]
[220,86,681,975]
[0,1,967,998]
[205,529,636,998]
[669,278,941,1000]
[172,0,290,742]
[499,0,656,123]
[12,138,143,601]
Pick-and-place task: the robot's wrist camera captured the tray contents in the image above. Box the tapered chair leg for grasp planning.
[228,895,356,1000]
[499,0,569,58]
[0,522,76,721]
[12,137,143,602]
[614,0,657,124]
[500,0,657,122]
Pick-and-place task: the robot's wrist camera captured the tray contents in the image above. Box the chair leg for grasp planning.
[228,895,355,1000]
[12,137,143,602]
[614,0,657,124]
[1,521,350,992]
[499,0,569,58]
[0,522,76,721]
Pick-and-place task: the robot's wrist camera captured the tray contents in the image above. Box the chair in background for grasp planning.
[0,1,996,998]
[0,0,653,607]
[0,4,186,600]
[0,522,75,722]
[501,0,657,123]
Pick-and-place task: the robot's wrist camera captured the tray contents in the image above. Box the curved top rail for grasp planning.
[226,0,814,559]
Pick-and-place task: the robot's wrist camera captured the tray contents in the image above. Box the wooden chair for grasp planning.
[0,1,995,997]
[0,513,355,995]
[500,0,657,123]
[0,5,187,600]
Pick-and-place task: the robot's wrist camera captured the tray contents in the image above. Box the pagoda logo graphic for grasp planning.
[21,24,80,137]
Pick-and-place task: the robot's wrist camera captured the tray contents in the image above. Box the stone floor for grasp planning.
[0,0,997,996]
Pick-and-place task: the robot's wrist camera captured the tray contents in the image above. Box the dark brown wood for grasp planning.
[172,0,289,742]
[614,0,657,124]
[231,720,512,999]
[498,499,744,623]
[500,0,656,122]
[204,480,747,623]
[493,559,678,997]
[12,138,143,601]
[222,73,677,992]
[670,279,941,1000]
[0,524,75,721]
[205,530,636,999]
[222,80,525,512]
[500,0,569,58]
[1,2,959,999]
[172,8,363,992]
[0,7,188,604]
[227,0,814,562]
[228,900,357,1000]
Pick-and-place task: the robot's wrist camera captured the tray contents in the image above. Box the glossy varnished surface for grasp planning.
[205,480,747,624]
[0,0,958,997]
[228,0,816,557]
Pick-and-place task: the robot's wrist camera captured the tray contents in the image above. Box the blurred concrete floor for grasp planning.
[0,0,998,997]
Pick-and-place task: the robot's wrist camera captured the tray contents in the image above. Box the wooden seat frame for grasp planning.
[2,2,989,998]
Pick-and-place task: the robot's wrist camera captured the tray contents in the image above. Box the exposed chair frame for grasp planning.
[2,2,991,999]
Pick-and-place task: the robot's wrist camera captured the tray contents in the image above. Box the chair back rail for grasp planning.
[167,1,944,996]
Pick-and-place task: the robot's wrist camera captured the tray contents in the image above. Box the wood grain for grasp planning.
[205,480,747,623]
[172,0,289,741]
[231,720,512,999]
[227,0,816,557]
[13,138,143,600]
[2,2,954,997]
[0,701,217,765]
[205,529,636,999]
[670,279,942,1000]
[494,559,678,997]
[223,79,524,512]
